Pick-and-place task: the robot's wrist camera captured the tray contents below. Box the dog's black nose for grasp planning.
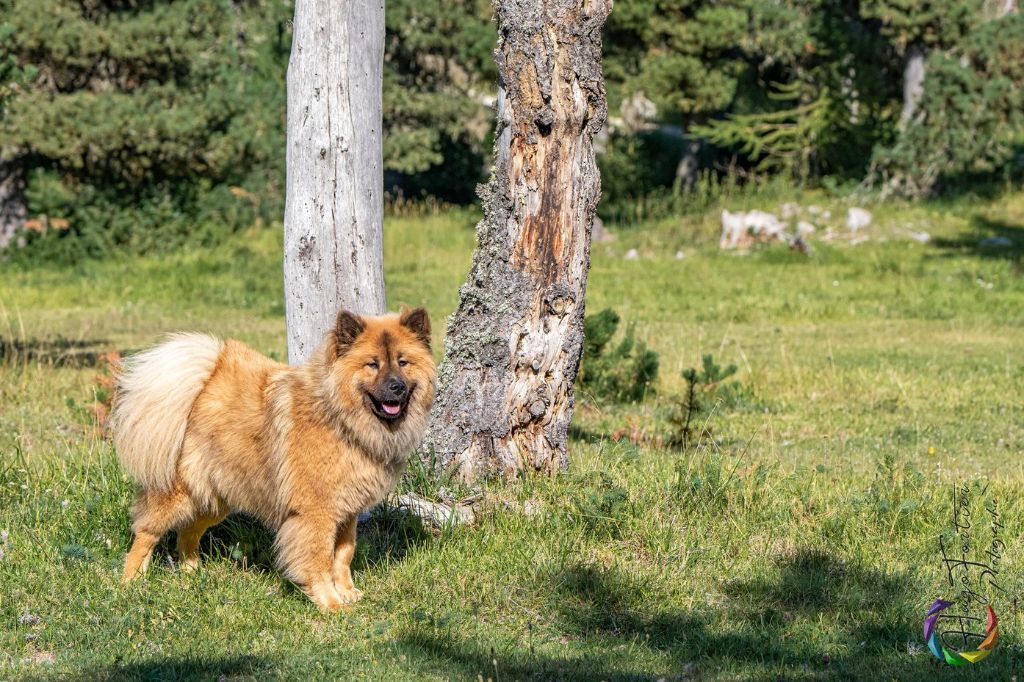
[384,377,407,399]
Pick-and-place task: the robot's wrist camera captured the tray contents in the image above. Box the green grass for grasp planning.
[1,192,1023,680]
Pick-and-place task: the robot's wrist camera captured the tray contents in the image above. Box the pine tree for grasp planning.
[862,0,983,125]
[870,12,1024,197]
[383,0,495,202]
[0,0,291,258]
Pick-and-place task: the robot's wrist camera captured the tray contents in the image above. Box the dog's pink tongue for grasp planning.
[382,402,402,416]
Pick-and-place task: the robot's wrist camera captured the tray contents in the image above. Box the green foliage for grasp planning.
[673,451,772,512]
[852,454,933,533]
[861,0,983,51]
[0,20,33,118]
[599,0,1019,201]
[1,0,1021,262]
[694,82,833,182]
[600,0,906,200]
[693,353,739,389]
[0,0,291,261]
[578,308,659,404]
[870,12,1024,197]
[567,470,630,538]
[382,0,494,203]
[0,0,495,260]
[596,129,687,218]
[667,354,739,450]
[604,0,750,118]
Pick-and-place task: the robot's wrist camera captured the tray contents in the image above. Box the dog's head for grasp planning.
[320,307,436,459]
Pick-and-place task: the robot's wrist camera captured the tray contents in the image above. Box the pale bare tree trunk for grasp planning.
[899,44,926,127]
[423,0,611,479]
[0,160,26,250]
[674,138,701,192]
[283,0,386,364]
[984,0,1017,17]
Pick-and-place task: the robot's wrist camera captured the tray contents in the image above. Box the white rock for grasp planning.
[821,210,832,220]
[624,248,639,260]
[675,250,685,260]
[780,202,799,219]
[720,210,744,248]
[846,207,872,231]
[908,230,931,244]
[796,221,816,236]
[808,205,823,215]
[747,210,786,234]
[720,209,786,249]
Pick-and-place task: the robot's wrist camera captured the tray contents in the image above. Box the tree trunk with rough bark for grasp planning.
[423,0,611,479]
[0,160,26,250]
[283,0,387,364]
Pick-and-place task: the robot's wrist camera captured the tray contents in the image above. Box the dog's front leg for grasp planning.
[331,515,362,604]
[275,512,346,611]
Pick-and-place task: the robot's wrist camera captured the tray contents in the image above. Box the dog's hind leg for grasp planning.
[176,510,228,572]
[122,485,197,582]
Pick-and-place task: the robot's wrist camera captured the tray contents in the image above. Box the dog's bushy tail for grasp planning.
[111,333,223,491]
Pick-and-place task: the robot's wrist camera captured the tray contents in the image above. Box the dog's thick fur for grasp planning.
[111,308,435,610]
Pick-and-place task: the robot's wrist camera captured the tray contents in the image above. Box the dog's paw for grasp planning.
[337,587,363,605]
[306,582,348,612]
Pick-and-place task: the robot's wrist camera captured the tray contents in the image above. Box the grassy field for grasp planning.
[1,189,1023,680]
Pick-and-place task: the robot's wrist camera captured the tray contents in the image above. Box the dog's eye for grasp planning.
[398,359,409,367]
[366,361,379,370]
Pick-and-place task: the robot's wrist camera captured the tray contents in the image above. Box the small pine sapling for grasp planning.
[578,308,659,404]
[668,354,739,450]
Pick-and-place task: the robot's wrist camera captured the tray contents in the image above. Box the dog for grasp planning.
[111,307,435,611]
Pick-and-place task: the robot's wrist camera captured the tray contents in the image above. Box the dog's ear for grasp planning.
[399,306,431,350]
[333,310,365,356]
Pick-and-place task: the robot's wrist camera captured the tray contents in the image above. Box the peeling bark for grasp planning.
[283,0,387,364]
[423,0,611,479]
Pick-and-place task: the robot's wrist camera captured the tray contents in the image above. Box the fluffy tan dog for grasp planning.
[111,308,435,610]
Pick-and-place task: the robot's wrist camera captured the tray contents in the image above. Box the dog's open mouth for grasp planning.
[365,392,409,422]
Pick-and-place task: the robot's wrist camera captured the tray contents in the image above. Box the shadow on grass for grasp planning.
[146,507,433,584]
[202,513,278,572]
[721,547,905,613]
[355,505,434,570]
[930,215,1024,265]
[0,336,114,367]
[40,654,270,681]
[394,549,1019,680]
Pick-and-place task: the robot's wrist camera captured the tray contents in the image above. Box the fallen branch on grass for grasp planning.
[358,492,476,529]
